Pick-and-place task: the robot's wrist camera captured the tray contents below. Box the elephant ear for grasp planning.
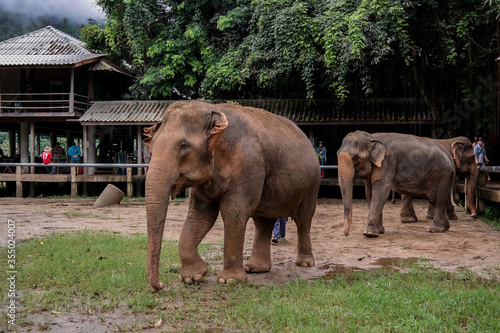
[206,110,228,154]
[143,122,162,148]
[369,140,385,168]
[451,141,465,168]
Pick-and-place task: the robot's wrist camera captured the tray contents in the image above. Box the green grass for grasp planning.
[484,204,500,229]
[1,231,499,332]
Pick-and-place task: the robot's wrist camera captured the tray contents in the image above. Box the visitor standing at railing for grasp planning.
[52,142,63,173]
[68,142,81,163]
[41,147,54,175]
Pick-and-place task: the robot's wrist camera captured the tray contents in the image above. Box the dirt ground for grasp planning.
[2,197,499,280]
[1,197,500,331]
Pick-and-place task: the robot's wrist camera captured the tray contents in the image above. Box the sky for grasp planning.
[2,0,105,24]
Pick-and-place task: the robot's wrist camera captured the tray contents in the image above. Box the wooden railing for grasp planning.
[0,93,90,113]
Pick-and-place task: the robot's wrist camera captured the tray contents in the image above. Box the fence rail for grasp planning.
[0,92,90,113]
[0,163,498,207]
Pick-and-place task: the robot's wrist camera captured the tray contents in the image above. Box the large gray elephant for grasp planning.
[144,101,320,290]
[400,136,478,222]
[337,131,456,237]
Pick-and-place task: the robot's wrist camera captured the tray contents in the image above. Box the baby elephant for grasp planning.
[337,131,456,237]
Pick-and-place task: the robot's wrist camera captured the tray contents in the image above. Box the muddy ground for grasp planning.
[1,197,499,331]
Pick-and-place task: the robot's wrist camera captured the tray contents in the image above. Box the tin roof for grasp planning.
[79,100,174,125]
[0,26,104,66]
[80,99,436,125]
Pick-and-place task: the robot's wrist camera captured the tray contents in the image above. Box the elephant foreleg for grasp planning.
[244,217,274,273]
[364,183,390,237]
[179,197,219,284]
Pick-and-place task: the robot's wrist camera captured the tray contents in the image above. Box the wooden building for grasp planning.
[0,26,133,194]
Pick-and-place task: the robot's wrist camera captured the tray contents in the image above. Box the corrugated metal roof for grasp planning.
[80,99,437,125]
[79,100,174,124]
[0,26,104,66]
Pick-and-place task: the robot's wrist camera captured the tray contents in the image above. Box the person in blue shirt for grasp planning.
[316,141,327,178]
[474,137,490,182]
[68,142,81,163]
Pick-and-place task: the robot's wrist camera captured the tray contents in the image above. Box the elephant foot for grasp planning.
[401,215,417,223]
[378,225,385,234]
[295,253,315,267]
[244,257,272,273]
[426,213,434,220]
[363,225,380,238]
[217,267,248,284]
[428,224,447,233]
[448,212,458,220]
[180,261,208,284]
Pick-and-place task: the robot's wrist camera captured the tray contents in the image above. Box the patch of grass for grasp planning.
[1,232,499,332]
[63,210,80,218]
[484,204,500,229]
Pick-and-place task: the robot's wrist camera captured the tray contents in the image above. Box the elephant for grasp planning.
[144,100,320,290]
[400,136,478,223]
[337,131,456,237]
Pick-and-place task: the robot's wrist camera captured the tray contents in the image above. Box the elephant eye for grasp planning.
[351,154,360,164]
[179,142,189,152]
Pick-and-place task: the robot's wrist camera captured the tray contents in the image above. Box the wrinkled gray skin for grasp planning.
[337,131,456,237]
[400,136,478,222]
[145,101,320,290]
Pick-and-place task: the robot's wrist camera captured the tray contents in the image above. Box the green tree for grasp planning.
[83,0,500,118]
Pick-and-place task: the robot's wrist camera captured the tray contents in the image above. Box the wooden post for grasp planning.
[30,122,35,197]
[20,122,29,174]
[88,126,96,175]
[71,166,78,198]
[16,166,22,197]
[70,67,75,113]
[136,125,142,176]
[8,130,15,157]
[136,125,143,197]
[126,167,133,197]
[83,125,88,174]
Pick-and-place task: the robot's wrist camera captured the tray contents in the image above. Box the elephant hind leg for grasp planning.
[293,202,315,267]
[428,204,450,233]
[244,216,274,273]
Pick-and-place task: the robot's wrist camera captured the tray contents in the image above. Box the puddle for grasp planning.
[319,257,435,281]
[370,257,434,272]
[319,263,368,282]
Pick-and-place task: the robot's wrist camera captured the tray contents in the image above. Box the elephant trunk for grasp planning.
[467,169,478,216]
[338,152,355,236]
[145,157,176,290]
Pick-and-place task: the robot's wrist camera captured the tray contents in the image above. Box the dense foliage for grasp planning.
[82,0,500,108]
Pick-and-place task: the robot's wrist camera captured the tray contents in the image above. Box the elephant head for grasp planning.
[144,102,228,290]
[337,131,385,236]
[450,138,478,216]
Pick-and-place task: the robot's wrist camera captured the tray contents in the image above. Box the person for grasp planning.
[472,136,479,148]
[316,141,327,178]
[474,137,490,182]
[272,218,287,243]
[143,143,152,175]
[52,142,63,173]
[41,146,54,174]
[68,142,81,163]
